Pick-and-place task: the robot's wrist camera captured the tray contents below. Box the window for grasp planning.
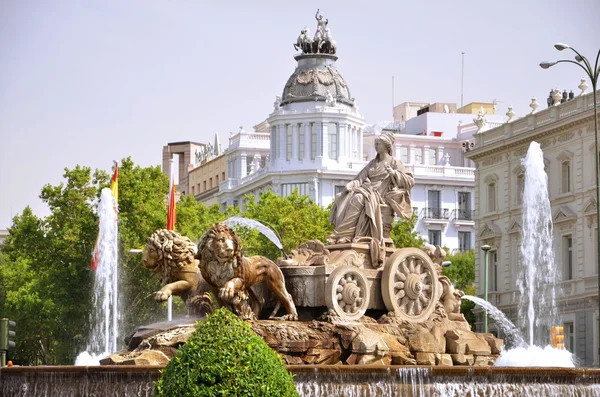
[209,178,213,189]
[298,126,304,160]
[203,181,206,191]
[328,123,338,160]
[561,161,571,193]
[286,125,293,160]
[191,185,195,195]
[335,185,345,196]
[488,183,496,212]
[428,230,441,246]
[216,175,219,184]
[458,231,471,251]
[490,251,498,291]
[428,190,441,218]
[414,148,423,164]
[563,235,573,280]
[281,183,309,197]
[233,200,239,208]
[564,322,574,353]
[458,192,471,220]
[311,123,317,160]
[428,148,437,165]
[222,172,225,181]
[516,173,524,205]
[399,147,409,164]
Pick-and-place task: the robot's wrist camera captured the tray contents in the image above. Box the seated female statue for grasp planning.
[328,131,414,245]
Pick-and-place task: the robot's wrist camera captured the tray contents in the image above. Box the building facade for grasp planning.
[466,90,599,366]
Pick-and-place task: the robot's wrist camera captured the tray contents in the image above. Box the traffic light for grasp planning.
[550,326,564,349]
[0,318,16,351]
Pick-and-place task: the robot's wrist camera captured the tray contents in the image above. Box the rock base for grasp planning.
[103,314,503,367]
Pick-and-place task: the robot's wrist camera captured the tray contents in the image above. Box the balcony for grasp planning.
[452,209,475,227]
[422,207,450,226]
[405,164,475,181]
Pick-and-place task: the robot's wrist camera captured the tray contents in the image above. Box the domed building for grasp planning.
[217,11,366,208]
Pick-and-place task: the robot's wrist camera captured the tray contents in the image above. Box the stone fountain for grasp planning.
[2,13,599,397]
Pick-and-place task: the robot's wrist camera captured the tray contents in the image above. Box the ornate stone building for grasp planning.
[466,89,599,367]
[216,12,366,210]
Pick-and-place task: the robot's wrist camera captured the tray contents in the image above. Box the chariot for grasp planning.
[279,239,441,322]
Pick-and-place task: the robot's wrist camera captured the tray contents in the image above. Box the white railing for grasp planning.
[228,132,271,148]
[407,164,475,179]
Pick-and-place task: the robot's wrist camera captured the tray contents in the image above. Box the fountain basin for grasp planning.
[2,365,600,396]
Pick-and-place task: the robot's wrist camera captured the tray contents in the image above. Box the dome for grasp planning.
[281,54,354,107]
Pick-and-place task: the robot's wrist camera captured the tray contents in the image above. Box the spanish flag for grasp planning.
[167,181,176,231]
[90,162,119,271]
[110,161,118,206]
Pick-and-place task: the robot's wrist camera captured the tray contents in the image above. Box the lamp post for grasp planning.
[481,244,491,333]
[540,43,600,364]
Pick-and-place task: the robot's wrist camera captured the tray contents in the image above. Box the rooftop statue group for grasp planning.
[294,9,337,55]
[142,129,466,326]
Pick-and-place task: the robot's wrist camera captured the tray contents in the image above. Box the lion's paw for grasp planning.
[279,314,299,321]
[155,290,171,302]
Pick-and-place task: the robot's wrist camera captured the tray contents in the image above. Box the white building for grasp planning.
[217,36,366,210]
[466,88,599,366]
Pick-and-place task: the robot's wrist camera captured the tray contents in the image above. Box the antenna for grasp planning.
[461,52,465,108]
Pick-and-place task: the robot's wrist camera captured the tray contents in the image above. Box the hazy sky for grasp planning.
[1,0,599,229]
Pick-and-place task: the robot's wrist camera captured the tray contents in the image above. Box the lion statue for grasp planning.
[195,223,298,321]
[143,229,212,316]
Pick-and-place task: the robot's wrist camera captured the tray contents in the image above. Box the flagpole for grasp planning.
[111,161,119,352]
[167,158,175,322]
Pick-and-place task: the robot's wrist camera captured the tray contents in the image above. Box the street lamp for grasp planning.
[481,244,492,333]
[540,44,600,364]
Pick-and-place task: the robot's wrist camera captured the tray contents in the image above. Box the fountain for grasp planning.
[75,188,120,366]
[463,141,574,368]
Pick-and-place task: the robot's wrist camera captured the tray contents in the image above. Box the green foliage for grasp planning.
[443,250,475,291]
[240,190,332,259]
[153,308,298,397]
[443,250,476,329]
[389,214,425,249]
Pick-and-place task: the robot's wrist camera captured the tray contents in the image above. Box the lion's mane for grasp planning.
[196,223,244,285]
[147,229,198,284]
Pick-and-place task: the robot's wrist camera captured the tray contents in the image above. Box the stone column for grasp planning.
[409,144,416,164]
[292,123,299,161]
[240,153,247,179]
[278,124,286,163]
[338,122,347,163]
[424,145,431,165]
[438,145,445,165]
[321,122,329,162]
[304,123,311,162]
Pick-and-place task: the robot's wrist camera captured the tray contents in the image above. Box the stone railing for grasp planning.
[228,132,270,150]
[406,164,475,179]
[477,90,599,147]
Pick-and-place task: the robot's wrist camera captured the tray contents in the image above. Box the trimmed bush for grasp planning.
[153,308,299,397]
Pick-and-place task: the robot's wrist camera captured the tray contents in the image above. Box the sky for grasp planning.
[0,0,599,229]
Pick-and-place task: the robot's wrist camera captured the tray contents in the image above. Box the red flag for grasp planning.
[90,235,101,271]
[167,181,176,231]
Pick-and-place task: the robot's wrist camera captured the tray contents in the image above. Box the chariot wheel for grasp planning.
[381,248,439,322]
[325,266,370,321]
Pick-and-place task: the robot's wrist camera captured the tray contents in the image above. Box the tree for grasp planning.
[443,250,476,328]
[241,190,332,259]
[389,214,425,249]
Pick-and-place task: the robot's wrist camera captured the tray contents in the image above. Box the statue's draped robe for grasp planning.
[330,157,414,243]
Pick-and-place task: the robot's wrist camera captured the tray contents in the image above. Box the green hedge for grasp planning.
[153,308,299,397]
